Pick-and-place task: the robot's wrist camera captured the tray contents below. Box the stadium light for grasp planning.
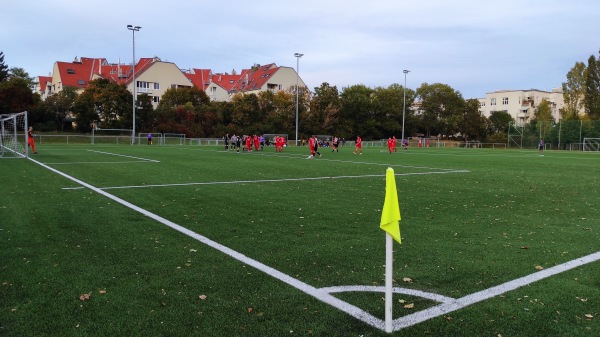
[402,69,410,144]
[294,53,303,146]
[127,25,141,145]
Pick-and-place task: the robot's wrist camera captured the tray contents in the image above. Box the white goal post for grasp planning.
[0,111,28,158]
[583,138,600,152]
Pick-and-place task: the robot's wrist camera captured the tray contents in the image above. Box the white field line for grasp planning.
[29,156,600,332]
[47,161,154,165]
[87,150,160,162]
[61,170,470,191]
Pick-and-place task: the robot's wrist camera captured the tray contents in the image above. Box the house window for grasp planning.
[480,101,485,107]
[153,96,160,103]
[210,86,217,93]
[491,98,496,106]
[77,80,85,86]
[502,97,509,105]
[110,70,116,74]
[67,69,75,74]
[153,83,160,90]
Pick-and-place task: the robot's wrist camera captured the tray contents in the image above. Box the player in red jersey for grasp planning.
[253,135,260,151]
[353,136,362,155]
[387,137,393,153]
[245,135,252,152]
[27,127,37,154]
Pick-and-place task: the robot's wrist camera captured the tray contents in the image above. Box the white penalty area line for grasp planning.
[61,170,470,191]
[28,156,600,332]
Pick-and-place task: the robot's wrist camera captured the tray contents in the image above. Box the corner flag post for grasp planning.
[380,167,401,333]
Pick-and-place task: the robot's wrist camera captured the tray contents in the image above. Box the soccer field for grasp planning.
[1,144,599,336]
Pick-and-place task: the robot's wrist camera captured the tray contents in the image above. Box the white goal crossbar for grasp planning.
[0,112,28,158]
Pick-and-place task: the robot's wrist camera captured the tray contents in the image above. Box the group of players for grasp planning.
[224,134,288,153]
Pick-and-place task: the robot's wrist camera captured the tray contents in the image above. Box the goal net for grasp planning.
[0,112,28,158]
[583,138,600,152]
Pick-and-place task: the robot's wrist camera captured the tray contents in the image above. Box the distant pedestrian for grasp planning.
[147,133,152,145]
[539,139,545,155]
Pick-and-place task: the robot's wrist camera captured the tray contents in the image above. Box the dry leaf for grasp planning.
[534,265,544,270]
[199,295,207,300]
[585,314,593,320]
[520,246,529,249]
[247,307,253,313]
[402,277,413,283]
[403,303,415,309]
[79,293,91,301]
[98,290,107,294]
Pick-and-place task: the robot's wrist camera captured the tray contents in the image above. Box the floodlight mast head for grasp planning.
[127,25,141,31]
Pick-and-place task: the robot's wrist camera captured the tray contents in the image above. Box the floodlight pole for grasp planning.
[402,70,410,143]
[127,25,141,145]
[294,53,303,146]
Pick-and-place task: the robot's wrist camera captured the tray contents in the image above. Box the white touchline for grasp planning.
[87,150,160,162]
[30,156,599,332]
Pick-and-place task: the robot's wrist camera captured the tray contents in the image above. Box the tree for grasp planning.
[43,86,77,131]
[8,67,34,89]
[488,110,514,134]
[561,61,587,120]
[460,99,488,141]
[584,53,600,119]
[373,84,404,138]
[339,84,376,138]
[0,51,8,82]
[72,78,132,131]
[156,86,210,137]
[0,77,36,114]
[308,82,341,136]
[134,93,157,132]
[416,83,465,137]
[534,99,554,139]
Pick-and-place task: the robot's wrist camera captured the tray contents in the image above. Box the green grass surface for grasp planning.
[1,144,599,336]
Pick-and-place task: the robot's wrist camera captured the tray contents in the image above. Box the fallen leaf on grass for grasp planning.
[199,295,207,300]
[534,265,544,270]
[79,293,91,301]
[98,290,107,294]
[585,314,593,320]
[403,303,414,309]
[402,277,413,283]
[247,307,253,313]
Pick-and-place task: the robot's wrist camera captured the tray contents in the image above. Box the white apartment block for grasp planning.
[478,88,563,126]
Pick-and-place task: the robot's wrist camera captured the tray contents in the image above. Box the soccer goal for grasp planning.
[0,112,28,158]
[163,133,186,145]
[583,138,600,152]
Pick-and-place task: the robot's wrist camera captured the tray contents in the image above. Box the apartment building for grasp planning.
[478,88,564,126]
[39,57,306,106]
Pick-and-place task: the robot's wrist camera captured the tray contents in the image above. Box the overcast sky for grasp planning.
[2,0,599,98]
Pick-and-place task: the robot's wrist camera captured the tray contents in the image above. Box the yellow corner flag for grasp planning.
[380,167,401,243]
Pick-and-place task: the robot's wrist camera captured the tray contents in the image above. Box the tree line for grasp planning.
[1,50,599,144]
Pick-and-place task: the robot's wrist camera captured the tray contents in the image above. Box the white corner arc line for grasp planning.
[319,285,455,304]
[87,150,160,162]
